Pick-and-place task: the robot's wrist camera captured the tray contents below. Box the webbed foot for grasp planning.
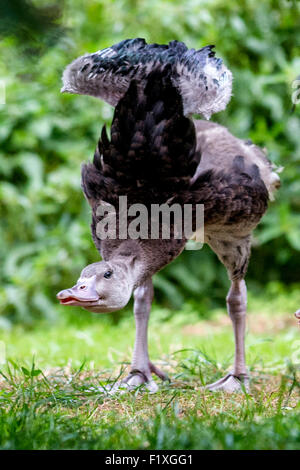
[110,362,169,394]
[205,373,250,393]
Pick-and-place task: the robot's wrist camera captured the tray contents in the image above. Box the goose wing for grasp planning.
[62,38,232,119]
[81,65,198,210]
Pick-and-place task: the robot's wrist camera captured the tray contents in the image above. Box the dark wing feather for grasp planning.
[81,66,199,210]
[61,38,232,118]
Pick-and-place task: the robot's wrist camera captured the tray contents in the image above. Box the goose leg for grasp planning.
[120,278,168,392]
[206,279,250,392]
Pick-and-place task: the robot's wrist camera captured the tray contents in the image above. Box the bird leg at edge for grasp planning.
[115,278,168,393]
[206,279,250,393]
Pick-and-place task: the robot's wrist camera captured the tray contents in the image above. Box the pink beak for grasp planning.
[57,276,99,306]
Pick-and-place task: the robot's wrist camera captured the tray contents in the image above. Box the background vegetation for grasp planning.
[0,0,299,452]
[0,0,300,323]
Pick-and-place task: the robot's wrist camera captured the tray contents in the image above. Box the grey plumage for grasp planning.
[80,71,280,283]
[191,120,280,281]
[58,52,281,393]
[61,38,232,119]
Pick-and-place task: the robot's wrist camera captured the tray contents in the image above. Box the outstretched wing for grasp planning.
[62,38,232,119]
[81,66,199,211]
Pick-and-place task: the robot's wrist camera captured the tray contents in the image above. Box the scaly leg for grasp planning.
[206,279,250,392]
[119,278,168,392]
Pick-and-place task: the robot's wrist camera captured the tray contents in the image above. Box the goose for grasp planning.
[57,40,280,393]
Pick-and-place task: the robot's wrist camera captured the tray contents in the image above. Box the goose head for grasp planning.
[57,241,143,313]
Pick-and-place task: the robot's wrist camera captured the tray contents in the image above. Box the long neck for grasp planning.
[109,238,186,289]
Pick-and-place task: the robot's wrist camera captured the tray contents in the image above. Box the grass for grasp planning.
[0,289,299,450]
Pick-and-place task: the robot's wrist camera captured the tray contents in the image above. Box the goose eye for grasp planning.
[104,270,113,279]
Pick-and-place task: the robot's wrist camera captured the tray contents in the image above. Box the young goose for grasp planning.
[58,46,280,393]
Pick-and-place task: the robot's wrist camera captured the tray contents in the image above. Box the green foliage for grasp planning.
[0,0,64,54]
[1,402,299,450]
[0,0,300,323]
[0,303,299,449]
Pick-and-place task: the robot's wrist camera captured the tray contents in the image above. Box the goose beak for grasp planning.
[57,276,99,306]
